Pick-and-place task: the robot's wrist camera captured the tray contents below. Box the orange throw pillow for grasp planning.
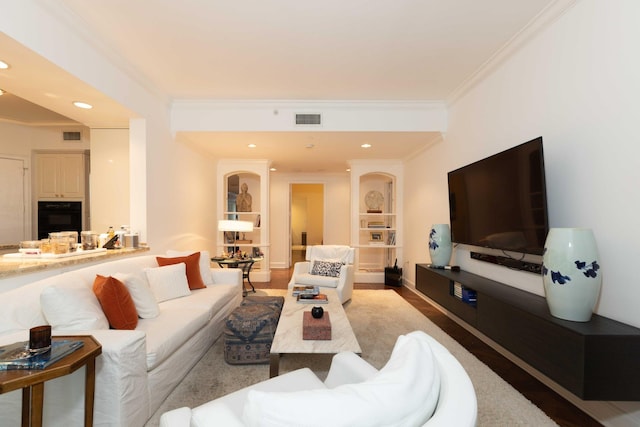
[93,275,138,330]
[156,252,206,290]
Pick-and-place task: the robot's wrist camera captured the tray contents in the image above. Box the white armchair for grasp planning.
[287,245,355,304]
[160,331,477,427]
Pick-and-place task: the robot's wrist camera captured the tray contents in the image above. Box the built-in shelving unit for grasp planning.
[216,160,270,281]
[416,264,640,401]
[349,160,403,283]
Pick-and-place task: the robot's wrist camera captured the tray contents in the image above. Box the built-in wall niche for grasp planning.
[226,173,261,221]
[349,160,403,283]
[224,173,261,253]
[216,160,271,282]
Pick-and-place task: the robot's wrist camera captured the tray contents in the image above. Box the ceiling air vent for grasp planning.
[295,113,322,126]
[62,131,83,142]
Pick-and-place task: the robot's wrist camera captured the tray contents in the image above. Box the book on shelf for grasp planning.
[297,293,329,304]
[387,231,396,245]
[367,221,386,228]
[0,339,84,370]
[292,285,320,297]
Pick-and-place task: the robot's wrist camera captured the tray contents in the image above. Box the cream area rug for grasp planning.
[146,289,558,426]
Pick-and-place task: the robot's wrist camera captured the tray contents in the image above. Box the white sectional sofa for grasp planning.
[0,253,243,427]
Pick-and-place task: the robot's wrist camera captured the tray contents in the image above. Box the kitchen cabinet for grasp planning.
[36,153,85,199]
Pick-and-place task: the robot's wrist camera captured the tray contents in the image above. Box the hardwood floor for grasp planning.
[255,268,602,427]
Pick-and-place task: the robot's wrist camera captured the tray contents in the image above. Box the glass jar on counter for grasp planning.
[40,238,52,254]
[48,232,69,254]
[81,231,99,250]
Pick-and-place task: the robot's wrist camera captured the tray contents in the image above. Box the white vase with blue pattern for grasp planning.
[542,228,602,322]
[428,224,452,267]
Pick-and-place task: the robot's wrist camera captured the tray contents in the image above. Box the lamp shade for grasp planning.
[218,220,254,232]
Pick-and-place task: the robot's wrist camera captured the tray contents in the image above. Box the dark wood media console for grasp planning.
[416,264,640,400]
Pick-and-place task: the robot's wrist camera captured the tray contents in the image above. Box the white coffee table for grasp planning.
[270,288,361,377]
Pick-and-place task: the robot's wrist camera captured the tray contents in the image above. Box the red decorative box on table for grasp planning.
[302,311,331,340]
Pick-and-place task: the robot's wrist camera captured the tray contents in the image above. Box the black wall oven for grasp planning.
[37,201,82,239]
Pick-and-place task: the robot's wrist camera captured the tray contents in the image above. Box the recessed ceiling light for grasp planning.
[346,168,351,172]
[0,89,4,96]
[0,60,10,70]
[248,144,257,148]
[73,101,93,109]
[361,143,372,148]
[305,144,314,149]
[270,167,277,172]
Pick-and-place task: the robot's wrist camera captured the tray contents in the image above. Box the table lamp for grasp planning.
[218,220,254,256]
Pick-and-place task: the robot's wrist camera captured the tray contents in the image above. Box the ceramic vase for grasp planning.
[542,228,601,322]
[429,224,452,267]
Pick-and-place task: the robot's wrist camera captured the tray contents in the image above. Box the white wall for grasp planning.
[0,122,90,155]
[89,128,130,234]
[406,0,640,328]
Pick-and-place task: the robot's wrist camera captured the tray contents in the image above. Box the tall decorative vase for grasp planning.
[542,228,601,322]
[429,224,452,267]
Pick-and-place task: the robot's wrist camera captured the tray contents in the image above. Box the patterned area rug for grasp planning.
[146,289,558,426]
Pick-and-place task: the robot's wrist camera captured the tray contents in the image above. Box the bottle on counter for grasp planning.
[107,226,115,239]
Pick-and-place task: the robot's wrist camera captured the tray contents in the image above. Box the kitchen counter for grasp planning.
[0,246,150,292]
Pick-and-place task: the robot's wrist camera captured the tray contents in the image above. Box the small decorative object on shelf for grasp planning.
[429,224,452,267]
[542,228,602,322]
[236,182,252,212]
[311,306,324,319]
[365,190,384,213]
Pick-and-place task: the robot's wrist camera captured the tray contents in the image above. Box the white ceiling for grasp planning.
[0,0,555,172]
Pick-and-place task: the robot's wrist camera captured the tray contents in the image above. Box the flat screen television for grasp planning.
[448,137,549,256]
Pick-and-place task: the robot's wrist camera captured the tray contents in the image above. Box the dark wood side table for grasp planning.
[213,257,262,296]
[0,335,102,427]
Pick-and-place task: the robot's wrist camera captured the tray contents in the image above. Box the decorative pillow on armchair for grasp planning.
[310,260,343,277]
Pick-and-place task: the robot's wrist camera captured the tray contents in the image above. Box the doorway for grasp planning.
[290,184,324,266]
[0,157,27,245]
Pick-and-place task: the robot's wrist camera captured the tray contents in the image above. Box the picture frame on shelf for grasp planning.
[370,231,383,242]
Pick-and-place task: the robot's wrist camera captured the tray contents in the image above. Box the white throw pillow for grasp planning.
[40,279,109,331]
[145,263,191,303]
[114,272,160,318]
[242,331,440,427]
[166,250,213,286]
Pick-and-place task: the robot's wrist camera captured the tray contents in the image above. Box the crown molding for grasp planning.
[446,0,578,107]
